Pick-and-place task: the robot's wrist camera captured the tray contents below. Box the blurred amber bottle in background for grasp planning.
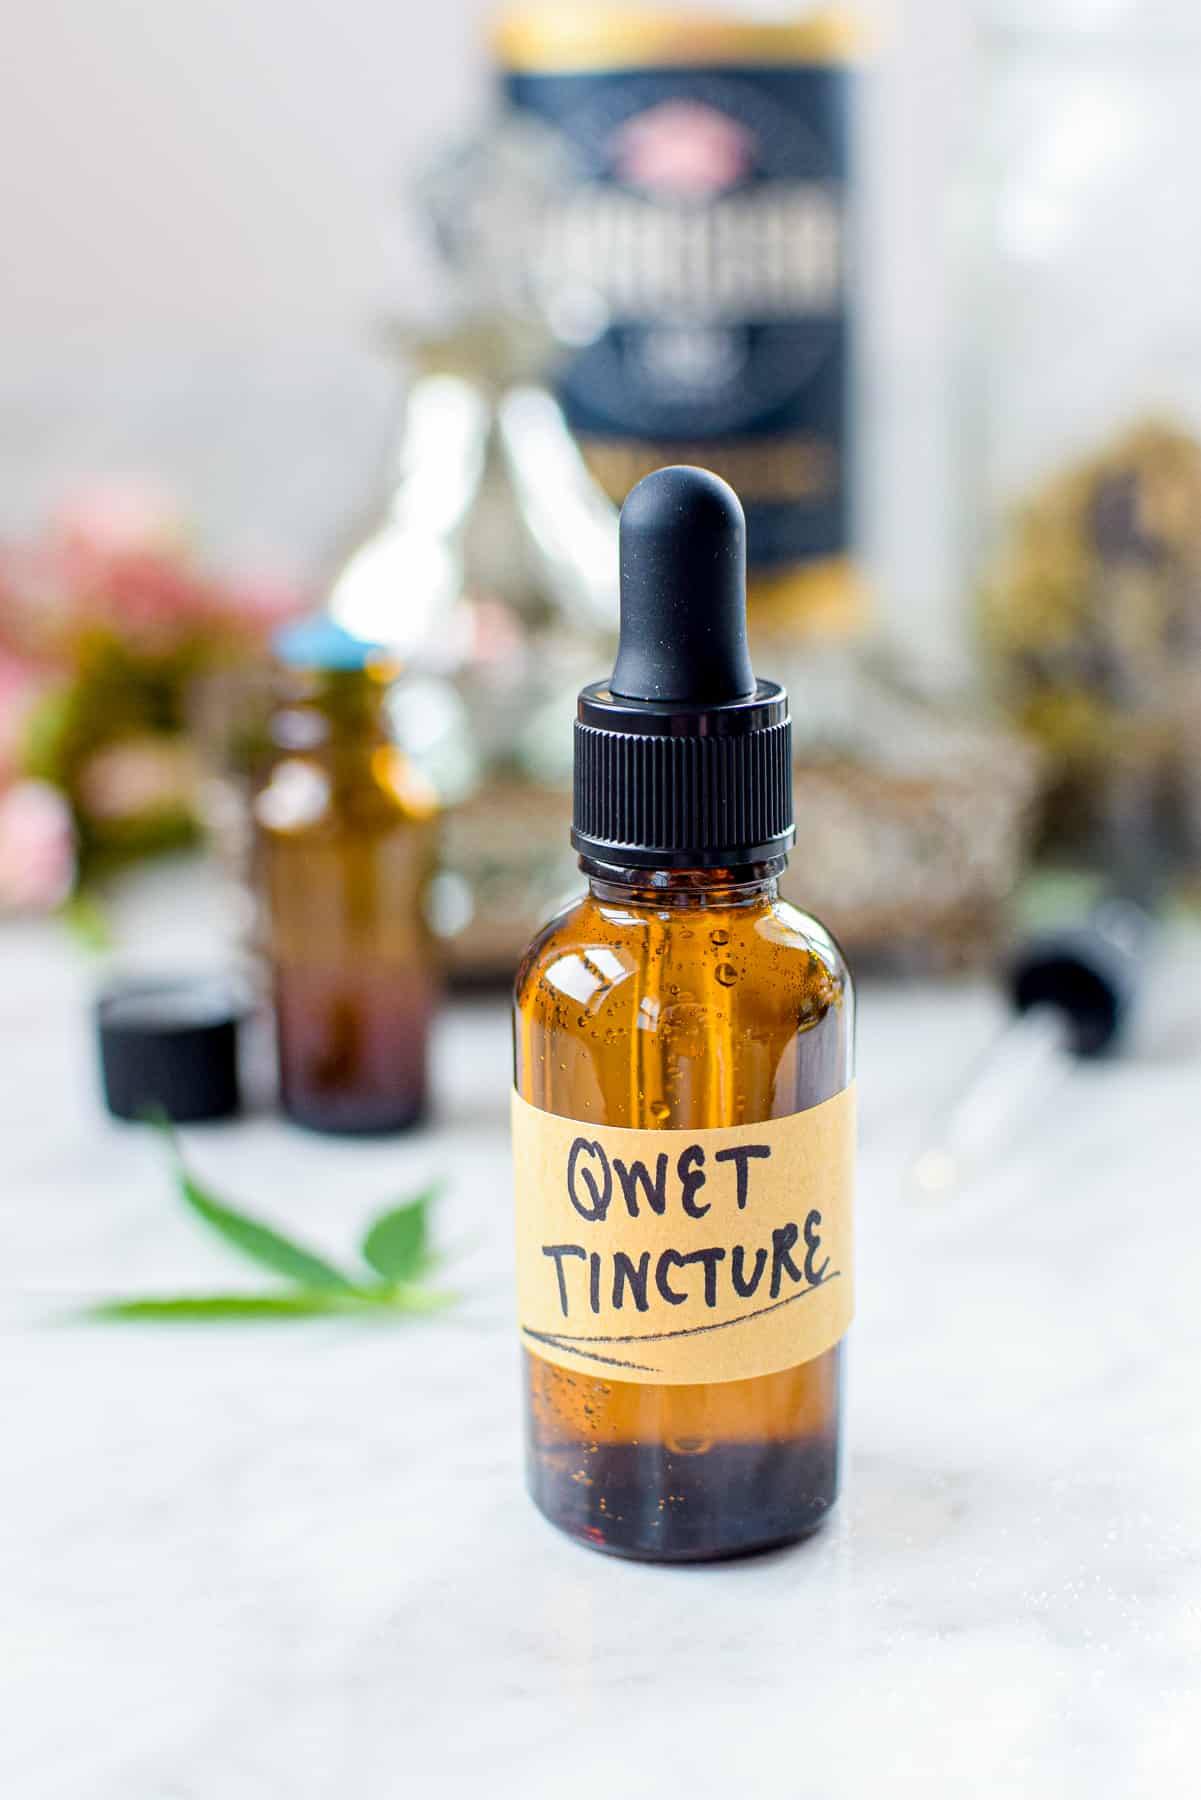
[255,619,439,1134]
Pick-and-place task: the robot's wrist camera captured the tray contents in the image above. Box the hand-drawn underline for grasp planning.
[521,1270,841,1373]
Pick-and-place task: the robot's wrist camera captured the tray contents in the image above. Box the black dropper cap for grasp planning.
[572,466,794,870]
[1007,898,1153,1058]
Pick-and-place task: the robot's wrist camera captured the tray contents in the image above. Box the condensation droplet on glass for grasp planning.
[710,929,730,947]
[665,1435,712,1457]
[649,1099,671,1122]
[715,963,738,986]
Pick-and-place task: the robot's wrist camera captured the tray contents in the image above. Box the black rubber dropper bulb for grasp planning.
[572,466,794,870]
[611,465,756,704]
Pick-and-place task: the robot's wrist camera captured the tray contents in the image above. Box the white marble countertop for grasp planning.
[5,867,1200,1798]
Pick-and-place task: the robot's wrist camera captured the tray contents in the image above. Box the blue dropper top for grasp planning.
[273,614,390,673]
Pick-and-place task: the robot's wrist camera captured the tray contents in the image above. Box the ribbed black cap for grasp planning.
[97,976,245,1123]
[572,467,794,870]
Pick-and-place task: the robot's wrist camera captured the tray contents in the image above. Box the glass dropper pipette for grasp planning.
[910,898,1152,1202]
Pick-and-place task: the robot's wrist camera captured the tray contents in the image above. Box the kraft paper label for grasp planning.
[512,1086,854,1386]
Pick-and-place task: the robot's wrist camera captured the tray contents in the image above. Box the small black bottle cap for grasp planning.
[97,976,245,1123]
[573,466,794,870]
[1007,900,1151,1059]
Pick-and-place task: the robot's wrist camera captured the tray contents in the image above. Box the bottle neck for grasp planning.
[315,669,391,744]
[582,857,785,909]
[271,668,395,801]
[290,670,390,773]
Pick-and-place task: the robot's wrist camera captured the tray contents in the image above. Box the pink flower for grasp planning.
[218,570,307,637]
[0,780,76,913]
[50,479,186,565]
[1,482,307,664]
[70,550,222,649]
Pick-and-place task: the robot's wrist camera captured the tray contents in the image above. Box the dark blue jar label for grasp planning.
[503,58,853,581]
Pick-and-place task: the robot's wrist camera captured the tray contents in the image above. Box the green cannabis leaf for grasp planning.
[91,1292,374,1322]
[169,1145,355,1293]
[90,1287,459,1322]
[361,1188,440,1283]
[88,1133,458,1324]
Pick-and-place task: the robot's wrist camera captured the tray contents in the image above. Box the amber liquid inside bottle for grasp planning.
[256,668,438,1135]
[513,858,853,1561]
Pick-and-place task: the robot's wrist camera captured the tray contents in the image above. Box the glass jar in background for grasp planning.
[485,2,1041,971]
[325,1,1040,982]
[974,0,1201,892]
[254,618,440,1134]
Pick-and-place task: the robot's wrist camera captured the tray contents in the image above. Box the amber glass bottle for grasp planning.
[255,619,438,1134]
[512,468,855,1560]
